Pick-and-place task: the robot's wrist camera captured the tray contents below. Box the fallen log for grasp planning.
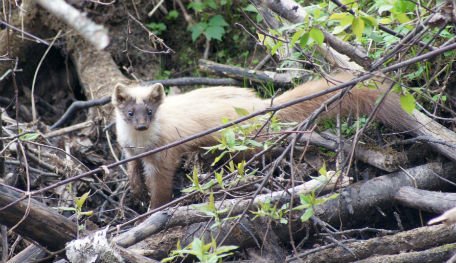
[0,184,76,251]
[355,243,456,263]
[198,59,296,87]
[314,163,456,227]
[7,244,47,263]
[395,186,456,214]
[299,132,408,172]
[287,224,456,263]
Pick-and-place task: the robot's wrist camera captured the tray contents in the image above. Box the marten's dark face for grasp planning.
[120,101,160,131]
[113,83,164,131]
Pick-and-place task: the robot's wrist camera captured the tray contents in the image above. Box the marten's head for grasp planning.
[112,83,165,131]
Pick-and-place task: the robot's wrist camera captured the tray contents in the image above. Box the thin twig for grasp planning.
[31,30,61,122]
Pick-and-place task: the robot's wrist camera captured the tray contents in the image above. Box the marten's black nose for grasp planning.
[136,125,148,131]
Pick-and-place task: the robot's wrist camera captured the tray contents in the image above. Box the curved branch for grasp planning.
[50,97,110,129]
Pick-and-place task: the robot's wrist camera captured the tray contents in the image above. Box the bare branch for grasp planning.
[34,0,109,50]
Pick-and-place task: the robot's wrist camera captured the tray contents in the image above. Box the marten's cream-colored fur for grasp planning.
[112,72,410,208]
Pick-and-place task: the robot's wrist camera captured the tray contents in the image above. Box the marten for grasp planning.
[112,72,411,209]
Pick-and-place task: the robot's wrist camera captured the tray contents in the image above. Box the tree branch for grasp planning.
[34,0,109,50]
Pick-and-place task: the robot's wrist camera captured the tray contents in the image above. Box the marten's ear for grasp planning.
[112,83,129,106]
[147,83,165,104]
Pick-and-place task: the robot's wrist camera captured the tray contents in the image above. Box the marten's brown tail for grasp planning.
[273,72,456,161]
[273,72,413,130]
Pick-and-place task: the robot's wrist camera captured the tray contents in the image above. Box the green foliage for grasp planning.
[155,69,171,80]
[19,132,40,141]
[392,83,417,115]
[182,160,257,195]
[329,11,377,41]
[56,191,93,216]
[243,4,263,23]
[321,116,368,137]
[252,199,289,224]
[341,117,368,136]
[202,109,294,166]
[191,191,240,229]
[55,189,93,232]
[318,162,328,176]
[166,10,179,20]
[399,92,416,115]
[182,167,215,193]
[190,15,229,42]
[163,237,238,263]
[146,22,167,35]
[372,0,416,25]
[432,94,447,104]
[188,0,233,42]
[293,191,339,222]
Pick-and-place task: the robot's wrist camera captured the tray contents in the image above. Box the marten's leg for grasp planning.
[126,159,148,202]
[142,153,177,209]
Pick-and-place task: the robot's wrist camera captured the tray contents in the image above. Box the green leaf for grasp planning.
[395,13,410,23]
[190,23,207,42]
[215,171,224,188]
[211,151,227,166]
[299,32,310,47]
[318,162,327,176]
[191,238,204,258]
[214,245,238,254]
[208,191,215,210]
[192,167,200,186]
[166,10,179,20]
[204,26,225,41]
[309,28,324,45]
[340,14,354,26]
[206,0,217,9]
[146,22,167,35]
[234,107,249,116]
[325,193,340,201]
[79,211,94,216]
[228,160,235,173]
[237,160,245,176]
[75,191,90,210]
[246,139,263,148]
[329,13,348,21]
[291,29,305,46]
[352,17,365,39]
[299,193,313,206]
[208,15,229,27]
[333,24,350,35]
[19,132,40,141]
[400,93,416,115]
[188,2,205,12]
[300,208,314,222]
[270,41,283,55]
[243,4,258,13]
[393,0,416,13]
[360,15,378,27]
[379,18,392,24]
[232,145,249,151]
[223,129,236,146]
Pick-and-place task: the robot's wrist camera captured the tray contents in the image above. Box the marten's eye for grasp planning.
[147,109,153,116]
[127,111,134,117]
